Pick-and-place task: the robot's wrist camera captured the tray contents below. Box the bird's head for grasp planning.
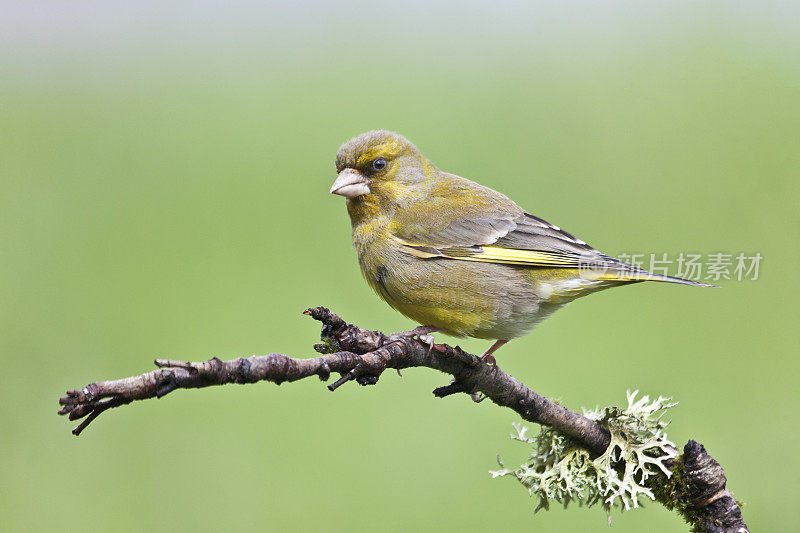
[330,130,436,210]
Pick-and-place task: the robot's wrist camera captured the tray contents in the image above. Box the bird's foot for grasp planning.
[389,326,439,355]
[390,325,439,340]
[480,353,497,366]
[479,339,508,368]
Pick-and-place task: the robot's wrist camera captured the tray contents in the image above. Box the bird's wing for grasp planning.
[396,209,632,271]
[389,173,524,247]
[389,172,638,273]
[392,174,714,286]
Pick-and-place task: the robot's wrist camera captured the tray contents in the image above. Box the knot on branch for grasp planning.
[305,306,384,354]
[673,440,746,533]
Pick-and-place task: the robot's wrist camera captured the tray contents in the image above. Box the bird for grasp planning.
[329,130,714,364]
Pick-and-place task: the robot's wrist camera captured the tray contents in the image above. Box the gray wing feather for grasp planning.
[494,213,596,256]
[400,216,518,247]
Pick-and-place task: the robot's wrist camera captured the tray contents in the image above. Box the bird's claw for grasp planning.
[418,333,436,355]
[388,326,439,356]
[478,340,507,369]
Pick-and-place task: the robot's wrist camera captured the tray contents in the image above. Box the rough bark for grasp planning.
[58,307,747,532]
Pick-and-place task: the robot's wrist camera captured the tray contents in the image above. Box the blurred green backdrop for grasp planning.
[2,1,798,531]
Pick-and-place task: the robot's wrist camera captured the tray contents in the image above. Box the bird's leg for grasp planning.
[389,326,440,353]
[480,339,509,366]
[470,340,509,402]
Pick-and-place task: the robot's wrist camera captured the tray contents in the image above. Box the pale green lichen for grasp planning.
[490,390,678,520]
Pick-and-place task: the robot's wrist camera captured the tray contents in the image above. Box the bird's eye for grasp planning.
[372,158,387,171]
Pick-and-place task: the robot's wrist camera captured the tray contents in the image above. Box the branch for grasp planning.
[58,306,747,532]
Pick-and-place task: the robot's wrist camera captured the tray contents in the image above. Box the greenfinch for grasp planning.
[330,130,713,362]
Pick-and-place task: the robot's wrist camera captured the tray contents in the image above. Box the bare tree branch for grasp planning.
[58,306,747,532]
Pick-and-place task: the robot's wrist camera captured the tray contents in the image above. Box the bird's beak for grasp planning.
[330,168,370,198]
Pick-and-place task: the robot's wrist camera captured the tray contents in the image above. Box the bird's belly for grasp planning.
[362,250,572,339]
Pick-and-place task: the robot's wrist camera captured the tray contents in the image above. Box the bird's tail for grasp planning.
[590,269,718,287]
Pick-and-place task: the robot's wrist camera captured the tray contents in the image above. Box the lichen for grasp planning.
[490,390,678,521]
[313,336,338,354]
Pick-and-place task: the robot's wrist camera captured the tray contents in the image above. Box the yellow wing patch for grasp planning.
[399,239,581,267]
[447,246,578,266]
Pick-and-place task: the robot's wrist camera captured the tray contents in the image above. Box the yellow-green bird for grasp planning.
[330,130,713,363]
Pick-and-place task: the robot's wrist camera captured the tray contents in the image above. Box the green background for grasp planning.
[2,2,798,531]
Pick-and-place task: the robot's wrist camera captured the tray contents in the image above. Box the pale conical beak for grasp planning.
[329,168,370,198]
